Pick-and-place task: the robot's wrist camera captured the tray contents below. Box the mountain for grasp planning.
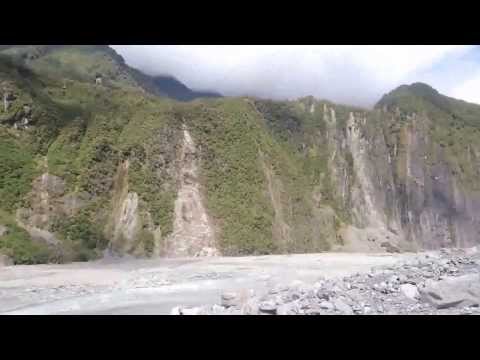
[377,82,480,127]
[151,75,221,101]
[1,46,480,265]
[0,45,222,102]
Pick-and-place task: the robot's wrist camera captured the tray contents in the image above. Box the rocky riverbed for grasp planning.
[173,247,480,315]
[2,249,479,315]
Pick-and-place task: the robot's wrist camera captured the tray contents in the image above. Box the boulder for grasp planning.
[259,301,277,315]
[221,291,239,308]
[319,301,335,310]
[221,289,255,308]
[419,274,480,309]
[333,298,354,315]
[277,302,298,315]
[400,284,420,301]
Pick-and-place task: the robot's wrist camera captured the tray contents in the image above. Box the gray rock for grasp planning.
[419,274,480,309]
[241,298,260,315]
[400,283,420,301]
[319,301,334,310]
[363,306,372,314]
[447,267,458,274]
[221,290,253,308]
[277,302,299,315]
[316,289,330,300]
[305,307,322,315]
[389,275,400,284]
[268,288,280,295]
[333,298,354,315]
[259,301,277,315]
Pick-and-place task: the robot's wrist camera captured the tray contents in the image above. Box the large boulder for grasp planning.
[419,274,480,309]
[400,284,420,301]
[221,289,255,309]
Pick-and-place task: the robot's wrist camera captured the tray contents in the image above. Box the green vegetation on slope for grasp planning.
[0,210,53,264]
[0,131,38,211]
[180,99,276,255]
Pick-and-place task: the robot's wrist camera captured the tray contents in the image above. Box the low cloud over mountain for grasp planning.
[112,45,480,107]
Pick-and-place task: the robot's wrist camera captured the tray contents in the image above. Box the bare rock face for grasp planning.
[19,172,90,226]
[319,104,480,252]
[22,173,66,229]
[107,160,142,254]
[164,126,217,257]
[113,192,140,248]
[106,160,164,256]
[15,172,86,246]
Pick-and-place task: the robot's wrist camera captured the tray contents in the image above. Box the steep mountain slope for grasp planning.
[1,46,480,265]
[0,45,222,102]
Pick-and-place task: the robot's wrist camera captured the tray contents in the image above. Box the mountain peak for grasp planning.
[375,82,444,112]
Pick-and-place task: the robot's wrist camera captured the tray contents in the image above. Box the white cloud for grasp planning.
[451,71,480,104]
[111,45,477,107]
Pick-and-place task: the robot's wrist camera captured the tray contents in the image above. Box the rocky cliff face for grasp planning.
[316,90,480,251]
[1,46,480,264]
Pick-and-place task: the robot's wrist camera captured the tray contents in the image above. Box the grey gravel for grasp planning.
[181,246,480,315]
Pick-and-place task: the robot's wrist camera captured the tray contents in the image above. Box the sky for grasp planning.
[111,45,480,108]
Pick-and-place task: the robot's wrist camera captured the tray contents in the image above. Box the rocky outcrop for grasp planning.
[315,100,480,252]
[105,160,164,256]
[15,171,93,246]
[16,173,65,246]
[106,160,142,255]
